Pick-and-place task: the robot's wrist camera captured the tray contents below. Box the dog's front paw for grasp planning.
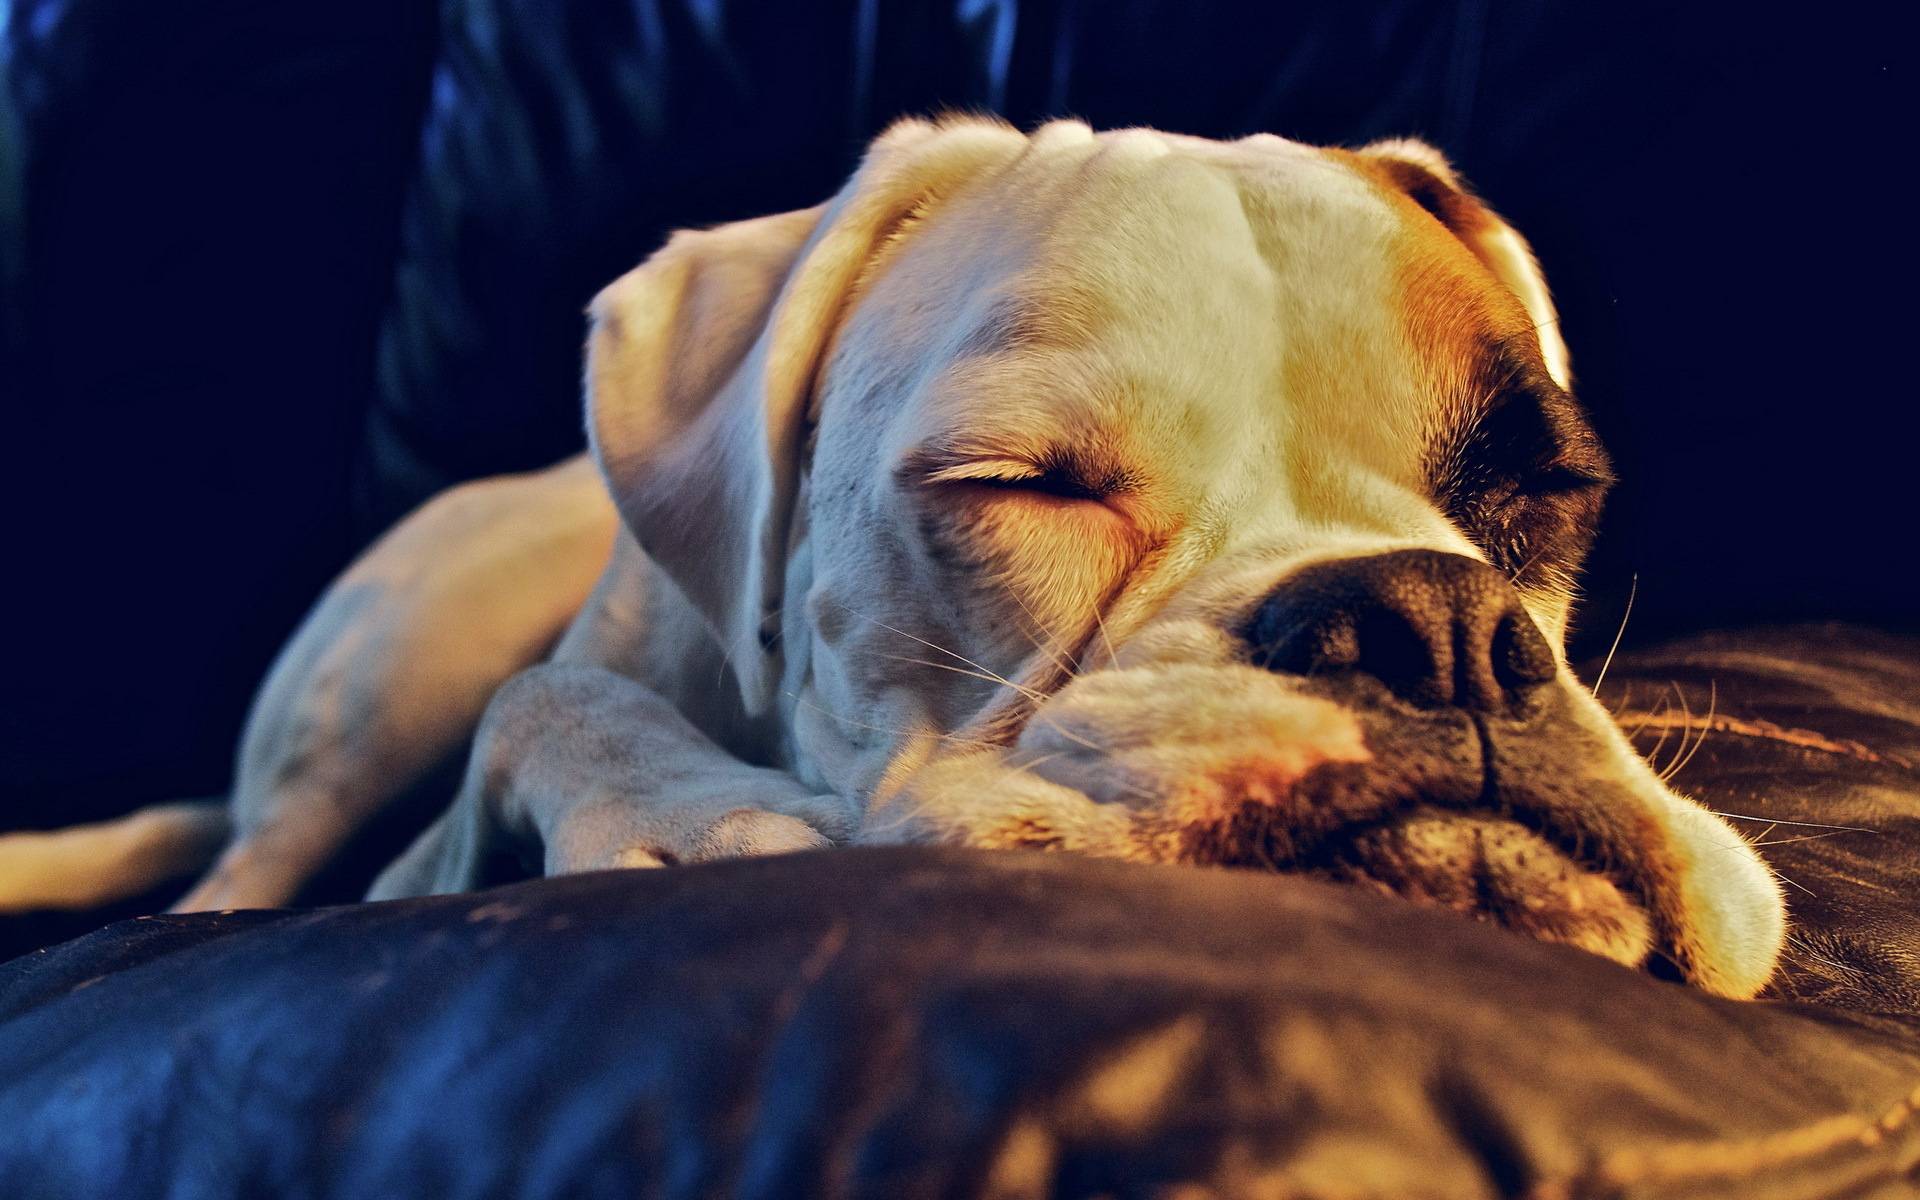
[543,796,832,875]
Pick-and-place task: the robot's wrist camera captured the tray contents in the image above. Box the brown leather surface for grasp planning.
[1599,624,1920,1015]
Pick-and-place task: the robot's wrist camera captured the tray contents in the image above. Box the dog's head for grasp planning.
[587,118,1786,998]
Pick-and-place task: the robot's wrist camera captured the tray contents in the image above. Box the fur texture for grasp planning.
[14,119,1785,999]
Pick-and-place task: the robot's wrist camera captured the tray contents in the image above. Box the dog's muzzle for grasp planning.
[1204,550,1656,964]
[904,547,1771,991]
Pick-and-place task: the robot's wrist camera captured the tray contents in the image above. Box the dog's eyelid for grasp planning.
[1454,376,1612,494]
[1520,460,1612,496]
[918,458,1049,486]
[950,466,1111,504]
[904,448,1133,504]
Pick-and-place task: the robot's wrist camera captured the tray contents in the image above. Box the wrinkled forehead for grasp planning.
[833,127,1530,500]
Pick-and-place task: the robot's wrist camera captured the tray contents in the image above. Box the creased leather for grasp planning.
[2,627,1916,1199]
[3,849,1916,1199]
[1601,624,1920,1017]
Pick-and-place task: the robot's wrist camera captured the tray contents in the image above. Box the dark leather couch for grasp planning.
[4,627,1920,1197]
[2,3,1913,1196]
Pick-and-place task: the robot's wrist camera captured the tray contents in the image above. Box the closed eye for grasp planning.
[1512,462,1611,500]
[1455,464,1610,586]
[1435,371,1614,586]
[914,454,1122,504]
[1476,461,1610,513]
[954,468,1106,502]
[896,445,1149,640]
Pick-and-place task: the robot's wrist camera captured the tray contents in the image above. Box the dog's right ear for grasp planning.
[586,117,1029,714]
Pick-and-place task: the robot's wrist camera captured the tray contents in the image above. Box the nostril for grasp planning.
[1491,611,1557,694]
[1355,607,1445,706]
[1252,610,1360,675]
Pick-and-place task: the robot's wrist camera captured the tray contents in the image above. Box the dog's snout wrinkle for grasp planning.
[1245,550,1555,715]
[1468,711,1501,814]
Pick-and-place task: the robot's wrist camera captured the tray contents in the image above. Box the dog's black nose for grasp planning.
[1245,549,1558,713]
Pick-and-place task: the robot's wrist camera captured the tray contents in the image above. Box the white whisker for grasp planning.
[1661,679,1717,782]
[1706,809,1877,834]
[1589,573,1636,697]
[1001,586,1078,677]
[831,602,1063,715]
[1772,866,1818,899]
[1091,603,1120,668]
[830,602,1024,689]
[1030,714,1112,757]
[1661,681,1695,778]
[784,691,994,750]
[1750,832,1851,848]
[876,653,1046,703]
[1641,684,1679,768]
[1786,931,1861,977]
[1620,691,1670,740]
[1006,750,1067,775]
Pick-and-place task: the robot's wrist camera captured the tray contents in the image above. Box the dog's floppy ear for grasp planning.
[587,117,1027,713]
[1357,138,1572,389]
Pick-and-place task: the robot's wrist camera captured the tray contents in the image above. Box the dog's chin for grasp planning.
[1307,808,1655,969]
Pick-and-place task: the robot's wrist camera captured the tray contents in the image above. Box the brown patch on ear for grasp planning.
[1333,146,1542,393]
[1361,154,1501,244]
[1338,140,1572,392]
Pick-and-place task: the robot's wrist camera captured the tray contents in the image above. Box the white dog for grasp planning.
[5,118,1785,998]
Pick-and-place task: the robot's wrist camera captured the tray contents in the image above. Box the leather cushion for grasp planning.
[2,623,1918,1198]
[3,850,1917,1199]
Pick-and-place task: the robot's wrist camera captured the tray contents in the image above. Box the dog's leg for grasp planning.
[365,663,853,899]
[0,802,230,914]
[172,455,618,912]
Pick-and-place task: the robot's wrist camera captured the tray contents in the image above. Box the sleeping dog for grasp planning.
[44,119,1789,996]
